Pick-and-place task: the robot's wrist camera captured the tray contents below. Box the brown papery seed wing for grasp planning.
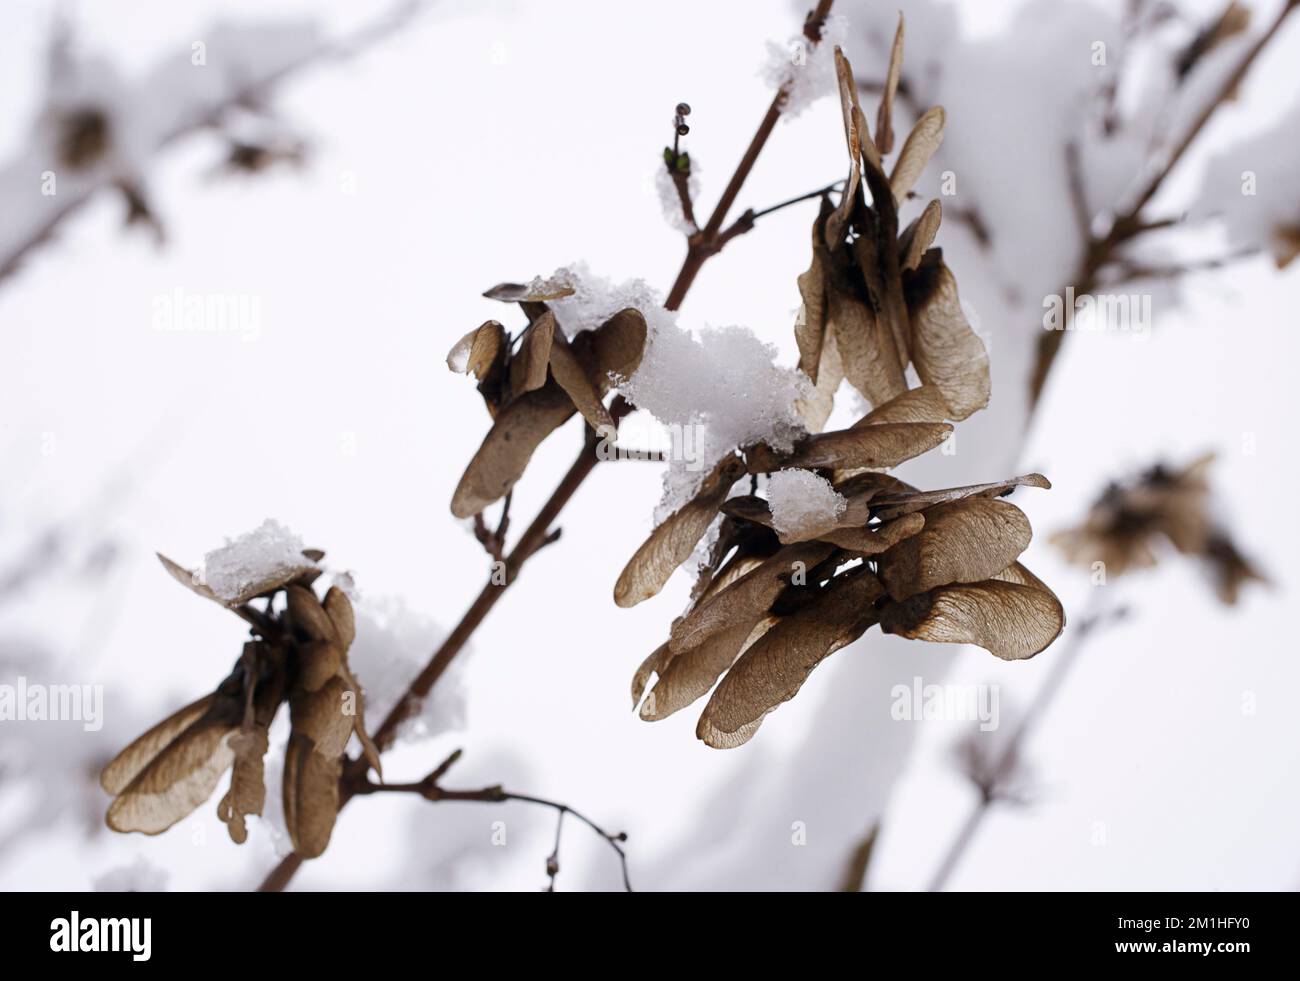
[549,329,615,431]
[447,320,506,379]
[589,308,648,384]
[878,498,1032,600]
[829,281,909,410]
[670,541,836,653]
[697,568,884,749]
[613,457,745,608]
[879,580,1064,660]
[875,13,905,156]
[642,618,773,721]
[101,693,217,795]
[903,252,990,421]
[217,724,270,845]
[282,735,341,859]
[106,719,237,835]
[156,553,219,603]
[899,200,943,273]
[890,106,945,203]
[795,204,832,383]
[784,421,952,471]
[852,384,951,427]
[451,382,575,518]
[872,473,1051,521]
[509,312,555,398]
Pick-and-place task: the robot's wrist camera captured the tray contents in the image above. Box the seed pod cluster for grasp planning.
[620,29,1066,748]
[447,277,647,519]
[102,549,381,859]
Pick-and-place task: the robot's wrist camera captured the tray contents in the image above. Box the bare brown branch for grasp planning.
[257,0,837,893]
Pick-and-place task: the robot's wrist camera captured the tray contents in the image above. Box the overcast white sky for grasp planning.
[1,0,1298,891]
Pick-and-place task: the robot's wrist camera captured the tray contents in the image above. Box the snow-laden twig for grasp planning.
[1028,0,1300,405]
[257,0,841,893]
[0,0,431,287]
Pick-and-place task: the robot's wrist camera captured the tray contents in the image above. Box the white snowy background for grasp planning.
[1,0,1297,891]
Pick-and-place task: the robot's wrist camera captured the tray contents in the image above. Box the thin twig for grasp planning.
[1064,142,1091,242]
[1105,244,1258,284]
[712,179,846,251]
[0,1,431,286]
[1029,0,1299,406]
[664,0,837,310]
[355,749,633,891]
[257,0,837,893]
[747,180,844,221]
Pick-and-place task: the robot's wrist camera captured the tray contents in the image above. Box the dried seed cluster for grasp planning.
[447,280,648,518]
[618,36,1066,748]
[101,551,380,858]
[1052,452,1266,604]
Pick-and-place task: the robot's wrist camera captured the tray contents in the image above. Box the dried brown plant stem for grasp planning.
[0,0,432,286]
[353,748,633,891]
[257,417,619,891]
[664,0,837,309]
[1028,0,1299,406]
[259,1,839,893]
[926,592,1120,892]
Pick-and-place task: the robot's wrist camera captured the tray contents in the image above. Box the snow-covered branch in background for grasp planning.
[929,450,1267,889]
[0,1,430,285]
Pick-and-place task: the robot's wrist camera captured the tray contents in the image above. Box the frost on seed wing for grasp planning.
[766,469,848,542]
[903,250,990,420]
[614,456,746,608]
[697,566,883,749]
[877,498,1033,601]
[879,579,1064,661]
